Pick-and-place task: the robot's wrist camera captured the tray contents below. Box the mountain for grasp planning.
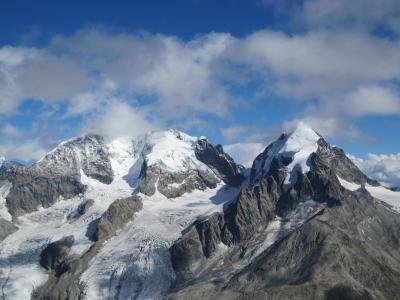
[0,157,22,173]
[0,125,399,300]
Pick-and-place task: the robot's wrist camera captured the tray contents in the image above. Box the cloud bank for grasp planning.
[349,153,400,188]
[0,0,399,162]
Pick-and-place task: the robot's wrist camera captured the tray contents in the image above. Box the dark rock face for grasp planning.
[94,196,143,243]
[170,174,281,283]
[39,236,74,275]
[139,162,220,199]
[325,285,373,300]
[0,218,17,242]
[5,174,85,218]
[76,199,94,216]
[68,199,94,220]
[195,139,245,187]
[170,227,206,283]
[168,135,400,299]
[315,139,379,186]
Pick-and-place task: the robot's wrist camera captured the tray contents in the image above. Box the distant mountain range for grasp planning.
[0,124,399,300]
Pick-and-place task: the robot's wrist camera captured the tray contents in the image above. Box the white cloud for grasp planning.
[302,0,400,33]
[0,139,48,162]
[224,142,265,167]
[50,29,234,120]
[1,24,400,159]
[2,124,24,138]
[220,126,247,141]
[232,30,400,99]
[340,86,400,116]
[80,100,155,141]
[0,46,88,114]
[349,153,400,187]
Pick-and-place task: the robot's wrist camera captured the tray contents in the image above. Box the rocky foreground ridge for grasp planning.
[0,125,399,300]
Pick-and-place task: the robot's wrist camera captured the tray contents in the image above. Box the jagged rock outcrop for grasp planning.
[94,196,143,243]
[314,138,379,187]
[0,218,17,242]
[138,162,219,198]
[5,174,85,218]
[68,199,94,220]
[168,125,400,299]
[218,188,400,300]
[39,236,74,274]
[195,138,245,187]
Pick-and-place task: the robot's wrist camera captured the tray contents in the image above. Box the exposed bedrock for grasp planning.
[68,199,94,220]
[168,188,400,299]
[0,218,18,242]
[94,195,143,243]
[5,174,86,218]
[195,138,245,187]
[138,162,220,199]
[39,236,75,275]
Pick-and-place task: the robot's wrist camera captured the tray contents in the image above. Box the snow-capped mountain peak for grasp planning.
[251,122,320,187]
[142,129,200,172]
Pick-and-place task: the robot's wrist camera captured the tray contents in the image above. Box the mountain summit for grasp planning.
[0,126,399,300]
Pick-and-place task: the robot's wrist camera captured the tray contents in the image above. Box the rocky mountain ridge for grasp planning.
[0,125,398,300]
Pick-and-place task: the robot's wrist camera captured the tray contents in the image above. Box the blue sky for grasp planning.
[0,0,400,164]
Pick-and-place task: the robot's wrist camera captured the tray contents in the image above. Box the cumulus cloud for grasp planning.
[1,9,400,160]
[340,86,400,116]
[302,0,400,33]
[261,0,400,35]
[224,142,265,167]
[349,153,400,187]
[2,124,24,138]
[220,126,247,141]
[0,138,49,162]
[50,29,234,119]
[80,100,155,141]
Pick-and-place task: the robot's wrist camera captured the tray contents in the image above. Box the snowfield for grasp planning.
[338,176,400,213]
[366,184,400,213]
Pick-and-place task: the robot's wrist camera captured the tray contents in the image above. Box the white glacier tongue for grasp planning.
[252,122,320,188]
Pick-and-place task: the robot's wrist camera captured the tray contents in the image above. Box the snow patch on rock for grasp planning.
[337,176,362,191]
[252,122,320,188]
